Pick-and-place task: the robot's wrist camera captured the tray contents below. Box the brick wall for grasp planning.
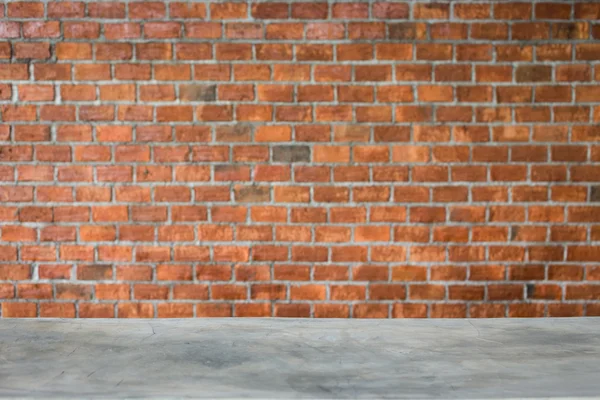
[0,0,599,318]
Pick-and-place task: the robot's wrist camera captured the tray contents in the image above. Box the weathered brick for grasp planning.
[272,146,311,162]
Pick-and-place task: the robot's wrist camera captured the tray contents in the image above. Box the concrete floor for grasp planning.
[0,319,598,399]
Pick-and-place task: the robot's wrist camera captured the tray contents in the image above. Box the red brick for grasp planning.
[306,23,345,40]
[158,304,193,318]
[431,304,467,318]
[0,21,20,38]
[251,3,288,19]
[2,303,37,317]
[169,2,206,18]
[536,3,571,19]
[118,303,153,318]
[373,2,409,19]
[392,304,427,318]
[292,3,328,19]
[197,304,231,318]
[7,2,43,18]
[88,2,126,18]
[24,21,60,38]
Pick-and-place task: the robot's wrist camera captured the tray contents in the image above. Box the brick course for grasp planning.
[0,0,599,318]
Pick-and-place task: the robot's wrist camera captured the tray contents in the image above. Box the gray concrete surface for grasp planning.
[0,319,598,399]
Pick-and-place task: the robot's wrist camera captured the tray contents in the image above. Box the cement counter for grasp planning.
[0,318,598,399]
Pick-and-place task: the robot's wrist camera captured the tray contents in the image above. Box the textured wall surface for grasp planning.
[0,0,599,318]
